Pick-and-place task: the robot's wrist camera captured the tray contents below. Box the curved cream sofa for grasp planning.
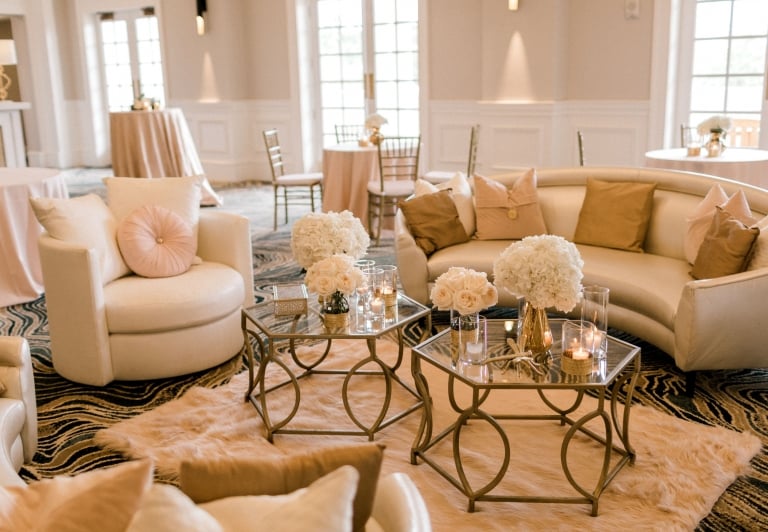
[395,167,768,392]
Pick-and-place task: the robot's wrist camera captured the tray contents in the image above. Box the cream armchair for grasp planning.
[0,336,37,487]
[38,209,254,386]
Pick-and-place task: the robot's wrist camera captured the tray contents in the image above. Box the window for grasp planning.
[686,0,767,146]
[315,0,419,146]
[99,8,165,112]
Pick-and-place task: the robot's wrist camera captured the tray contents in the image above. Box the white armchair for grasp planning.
[0,336,37,487]
[38,208,254,386]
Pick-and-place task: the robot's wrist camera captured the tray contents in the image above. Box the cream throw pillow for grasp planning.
[574,177,656,253]
[30,193,131,283]
[747,215,768,271]
[473,169,547,240]
[684,184,729,264]
[691,207,760,279]
[199,465,358,532]
[126,484,223,532]
[0,459,153,532]
[413,171,476,236]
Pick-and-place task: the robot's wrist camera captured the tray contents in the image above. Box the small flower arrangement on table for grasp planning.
[291,211,370,270]
[697,115,733,136]
[430,267,498,316]
[304,254,364,315]
[365,113,388,145]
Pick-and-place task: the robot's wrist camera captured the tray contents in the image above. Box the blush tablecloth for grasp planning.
[322,144,379,230]
[645,147,768,188]
[109,108,223,206]
[0,168,68,307]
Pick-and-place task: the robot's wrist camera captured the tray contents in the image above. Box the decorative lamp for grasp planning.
[196,0,207,36]
[0,40,17,101]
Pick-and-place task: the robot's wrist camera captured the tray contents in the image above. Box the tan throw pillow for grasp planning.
[473,169,547,240]
[574,177,657,252]
[691,207,760,280]
[179,443,384,532]
[117,205,197,278]
[0,459,153,532]
[747,215,768,271]
[30,193,131,283]
[413,172,476,236]
[684,184,729,264]
[0,381,5,396]
[398,190,469,255]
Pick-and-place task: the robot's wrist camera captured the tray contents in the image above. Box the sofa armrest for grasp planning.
[675,268,768,371]
[197,210,255,307]
[38,234,114,386]
[0,336,36,465]
[370,473,431,532]
[394,211,430,305]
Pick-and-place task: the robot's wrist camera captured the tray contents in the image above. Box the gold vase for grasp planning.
[518,305,553,359]
[369,127,383,146]
[705,128,726,157]
[322,311,349,330]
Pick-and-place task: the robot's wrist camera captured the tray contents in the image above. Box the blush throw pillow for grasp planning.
[398,190,469,255]
[574,177,657,252]
[30,193,131,283]
[684,184,729,264]
[691,206,760,279]
[413,171,476,236]
[0,459,153,532]
[473,169,547,240]
[117,205,196,278]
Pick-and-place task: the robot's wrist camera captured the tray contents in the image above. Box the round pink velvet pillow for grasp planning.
[117,205,196,278]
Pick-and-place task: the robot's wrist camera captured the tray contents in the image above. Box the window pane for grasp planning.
[726,75,764,111]
[397,52,418,81]
[692,39,728,74]
[322,82,343,107]
[729,37,767,74]
[375,53,396,80]
[396,22,418,52]
[731,0,768,36]
[341,54,363,80]
[376,81,398,108]
[690,76,726,111]
[319,28,341,55]
[396,109,420,135]
[398,80,419,109]
[321,56,341,80]
[396,0,418,22]
[340,26,362,53]
[374,0,396,23]
[375,24,397,53]
[343,81,365,107]
[695,1,732,39]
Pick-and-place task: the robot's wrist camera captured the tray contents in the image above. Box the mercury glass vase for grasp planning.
[518,305,553,360]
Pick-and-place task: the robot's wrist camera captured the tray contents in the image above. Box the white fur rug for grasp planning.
[95,339,761,531]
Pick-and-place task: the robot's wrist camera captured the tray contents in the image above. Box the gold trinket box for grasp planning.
[273,283,308,316]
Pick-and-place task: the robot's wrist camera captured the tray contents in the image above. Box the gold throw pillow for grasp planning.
[473,169,547,240]
[691,206,760,279]
[398,189,469,255]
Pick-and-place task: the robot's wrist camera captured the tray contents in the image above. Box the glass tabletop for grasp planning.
[243,292,431,340]
[413,318,640,389]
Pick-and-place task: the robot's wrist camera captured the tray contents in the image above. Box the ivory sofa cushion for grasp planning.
[117,205,197,278]
[574,178,657,252]
[179,443,384,532]
[413,172,476,236]
[30,193,131,283]
[474,170,547,240]
[126,484,222,532]
[399,190,469,255]
[691,206,760,279]
[0,459,153,532]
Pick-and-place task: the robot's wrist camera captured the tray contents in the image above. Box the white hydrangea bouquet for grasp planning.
[697,115,733,136]
[304,254,364,314]
[365,112,388,129]
[492,235,584,313]
[430,267,499,316]
[291,211,370,269]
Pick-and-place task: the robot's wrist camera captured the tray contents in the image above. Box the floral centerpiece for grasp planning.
[697,115,732,157]
[430,267,498,316]
[493,235,584,356]
[304,254,364,327]
[291,211,370,270]
[365,113,388,145]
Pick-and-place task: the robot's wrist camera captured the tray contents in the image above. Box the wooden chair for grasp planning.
[334,124,365,144]
[368,135,421,245]
[262,129,323,230]
[730,119,760,147]
[423,125,479,184]
[577,130,586,166]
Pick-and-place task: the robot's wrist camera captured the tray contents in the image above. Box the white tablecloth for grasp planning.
[109,108,222,206]
[322,144,379,229]
[644,148,768,188]
[0,168,68,307]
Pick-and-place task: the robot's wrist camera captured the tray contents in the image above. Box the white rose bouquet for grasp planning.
[697,115,733,136]
[291,211,370,269]
[493,235,584,312]
[430,267,499,316]
[304,254,364,313]
[365,112,388,129]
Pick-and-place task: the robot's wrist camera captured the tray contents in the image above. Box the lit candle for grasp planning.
[571,348,590,361]
[504,320,514,338]
[370,298,384,314]
[464,342,484,362]
[543,330,553,348]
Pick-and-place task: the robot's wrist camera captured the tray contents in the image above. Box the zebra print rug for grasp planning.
[1,179,767,530]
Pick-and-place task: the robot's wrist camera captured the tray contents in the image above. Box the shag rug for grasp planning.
[94,339,761,531]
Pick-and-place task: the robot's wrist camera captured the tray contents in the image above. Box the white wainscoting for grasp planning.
[426,100,651,176]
